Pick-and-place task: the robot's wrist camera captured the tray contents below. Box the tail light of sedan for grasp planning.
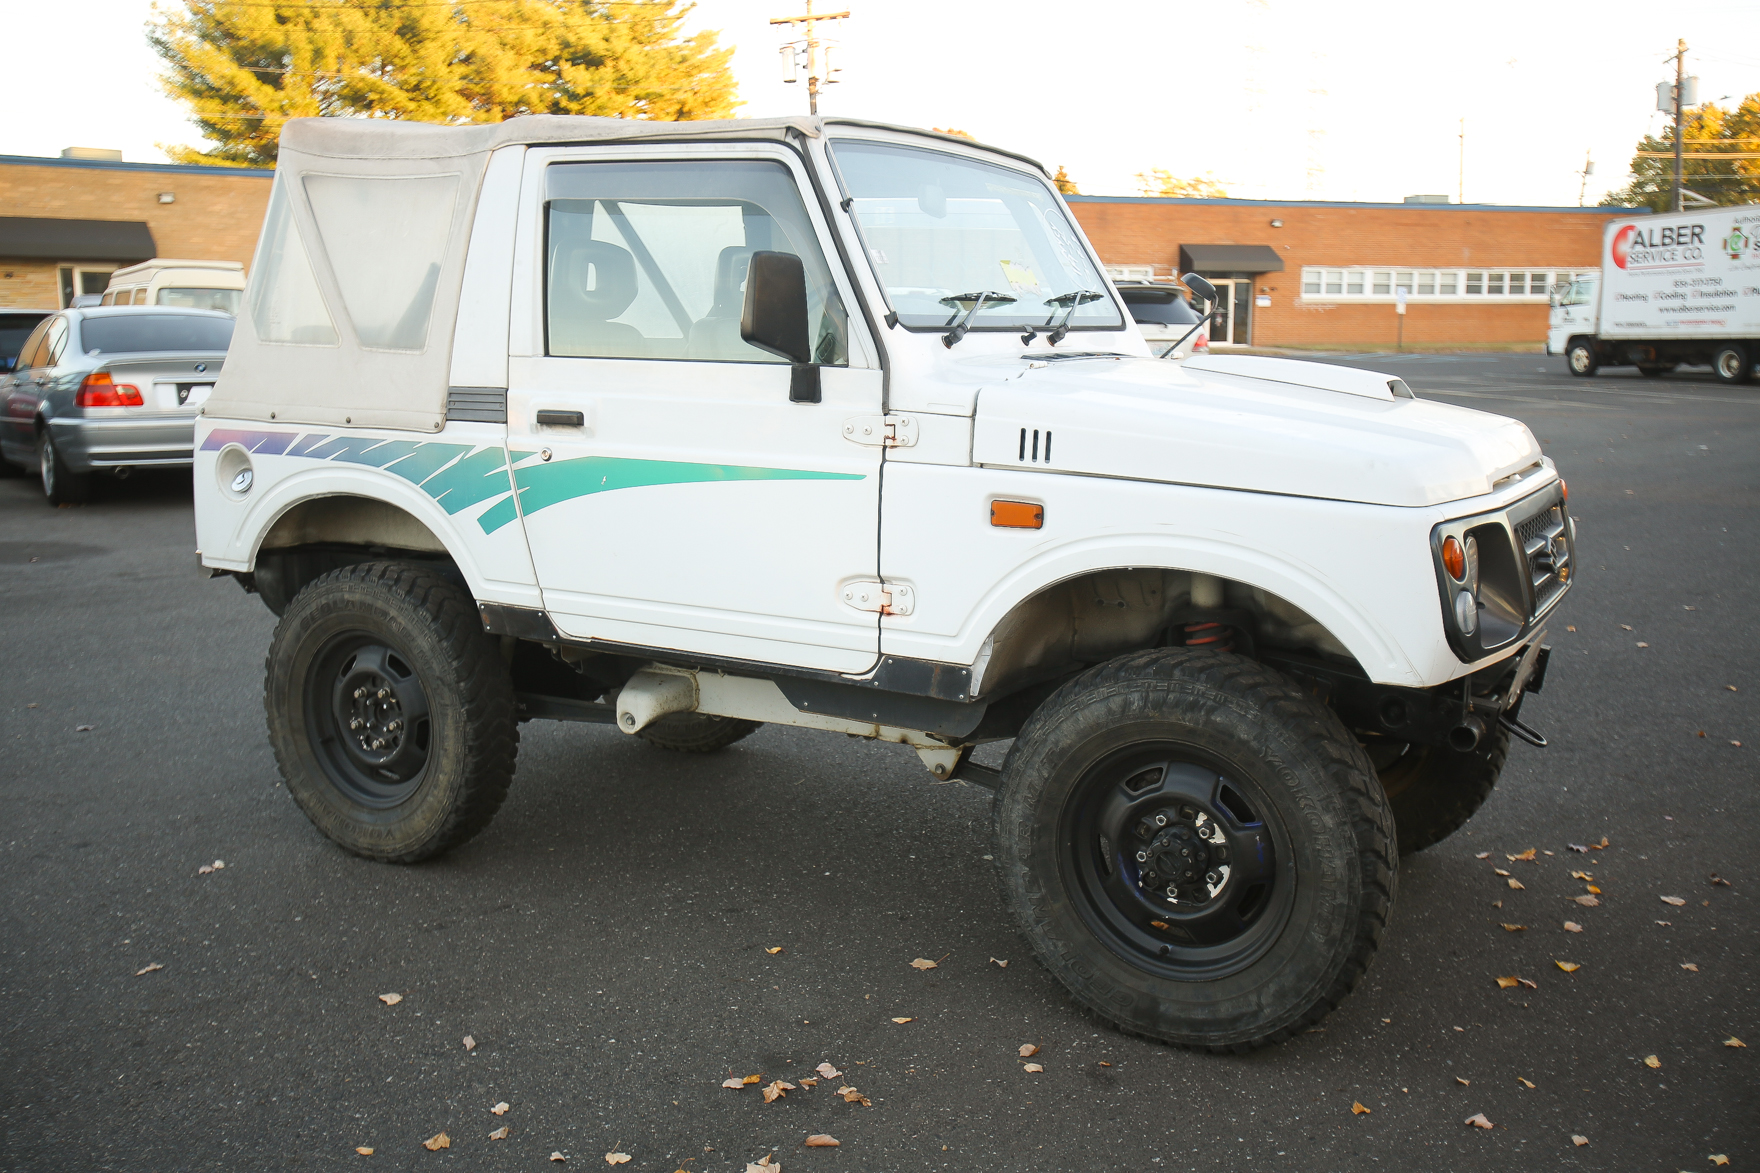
[75,371,143,407]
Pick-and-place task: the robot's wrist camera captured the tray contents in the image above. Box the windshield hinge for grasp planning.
[840,414,919,448]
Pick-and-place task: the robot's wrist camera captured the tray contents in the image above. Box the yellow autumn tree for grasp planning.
[1135,169,1227,198]
[150,0,740,167]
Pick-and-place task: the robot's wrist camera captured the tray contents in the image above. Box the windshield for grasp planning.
[157,287,242,315]
[79,314,235,355]
[830,139,1123,332]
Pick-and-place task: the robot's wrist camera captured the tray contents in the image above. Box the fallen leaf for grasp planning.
[551,1154,567,1163]
[761,1080,796,1103]
[803,1135,839,1148]
[422,1133,450,1151]
[1475,852,1491,859]
[1572,1135,1588,1146]
[1508,849,1537,861]
[356,1147,375,1156]
[605,1153,631,1166]
[1518,1077,1535,1088]
[890,1017,914,1024]
[1494,868,1511,876]
[909,958,938,971]
[1518,978,1538,989]
[1022,1063,1044,1073]
[1571,871,1593,880]
[1682,963,1700,972]
[462,1035,476,1052]
[135,962,163,976]
[1019,1043,1040,1057]
[1508,879,1525,890]
[815,1062,841,1080]
[1564,921,1584,932]
[1456,1077,1470,1086]
[378,993,403,1006]
[838,1086,870,1106]
[742,1074,761,1085]
[491,1102,510,1115]
[1556,960,1581,972]
[722,1078,746,1090]
[765,947,784,955]
[1573,895,1601,907]
[488,1127,509,1140]
[1351,1102,1371,1115]
[1496,976,1521,989]
[1713,1155,1731,1165]
[1643,1055,1661,1068]
[1465,1113,1493,1129]
[1501,924,1527,932]
[1660,895,1687,906]
[989,957,1008,967]
[1726,1038,1746,1047]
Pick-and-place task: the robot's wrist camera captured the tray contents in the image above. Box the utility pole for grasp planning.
[771,0,848,116]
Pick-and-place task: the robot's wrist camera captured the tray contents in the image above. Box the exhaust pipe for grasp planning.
[1448,715,1485,753]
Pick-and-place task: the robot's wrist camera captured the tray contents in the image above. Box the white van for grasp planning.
[101,259,245,315]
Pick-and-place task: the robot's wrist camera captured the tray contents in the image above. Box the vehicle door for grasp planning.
[1,316,53,462]
[505,146,884,675]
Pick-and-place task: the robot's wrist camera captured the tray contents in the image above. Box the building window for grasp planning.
[1298,266,1570,302]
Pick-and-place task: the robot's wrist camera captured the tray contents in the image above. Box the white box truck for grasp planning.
[1548,205,1760,382]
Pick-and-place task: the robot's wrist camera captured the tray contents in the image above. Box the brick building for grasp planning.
[0,151,271,310]
[1067,195,1635,350]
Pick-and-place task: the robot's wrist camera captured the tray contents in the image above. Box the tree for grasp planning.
[150,0,739,167]
[1600,94,1760,211]
[1052,165,1078,195]
[1135,168,1227,199]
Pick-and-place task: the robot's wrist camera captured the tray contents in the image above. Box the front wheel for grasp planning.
[265,562,519,863]
[1566,339,1598,377]
[1712,344,1752,384]
[993,648,1396,1051]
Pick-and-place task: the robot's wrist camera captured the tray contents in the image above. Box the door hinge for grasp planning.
[841,580,915,616]
[841,413,919,448]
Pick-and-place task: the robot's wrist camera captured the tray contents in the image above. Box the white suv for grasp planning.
[195,115,1572,1051]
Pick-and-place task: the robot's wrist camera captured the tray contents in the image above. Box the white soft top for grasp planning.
[208,115,1026,432]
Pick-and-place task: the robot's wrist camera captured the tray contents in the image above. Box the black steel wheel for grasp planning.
[1713,343,1752,384]
[993,648,1395,1051]
[1566,339,1598,378]
[266,561,518,862]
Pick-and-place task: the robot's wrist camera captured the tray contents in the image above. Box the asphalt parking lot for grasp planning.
[1,353,1754,1171]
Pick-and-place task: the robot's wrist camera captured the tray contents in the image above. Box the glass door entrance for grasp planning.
[1201,278,1254,346]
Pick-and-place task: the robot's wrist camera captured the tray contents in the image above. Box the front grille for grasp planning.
[1512,497,1570,616]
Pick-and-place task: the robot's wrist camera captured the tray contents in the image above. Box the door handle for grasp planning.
[535,409,584,427]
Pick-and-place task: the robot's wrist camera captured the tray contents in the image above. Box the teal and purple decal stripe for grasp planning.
[201,428,862,535]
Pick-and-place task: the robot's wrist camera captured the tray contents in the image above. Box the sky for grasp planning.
[2,0,1757,207]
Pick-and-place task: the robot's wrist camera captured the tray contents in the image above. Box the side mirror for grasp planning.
[741,250,820,403]
[1180,272,1218,306]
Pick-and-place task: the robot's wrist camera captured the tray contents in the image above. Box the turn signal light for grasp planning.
[990,499,1044,529]
[1441,534,1466,580]
[75,371,143,407]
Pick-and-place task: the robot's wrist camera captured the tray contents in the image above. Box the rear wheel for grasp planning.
[1712,344,1752,384]
[37,431,91,504]
[993,648,1395,1051]
[265,561,518,863]
[1566,339,1598,377]
[1367,727,1509,855]
[636,712,761,753]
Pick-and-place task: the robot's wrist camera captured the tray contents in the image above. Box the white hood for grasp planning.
[969,355,1542,508]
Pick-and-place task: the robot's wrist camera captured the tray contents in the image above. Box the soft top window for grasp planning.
[80,314,234,355]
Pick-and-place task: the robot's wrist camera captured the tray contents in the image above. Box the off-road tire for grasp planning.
[265,561,518,863]
[37,431,92,504]
[1566,339,1598,378]
[992,647,1396,1052]
[636,712,761,753]
[1370,726,1509,855]
[1712,343,1752,384]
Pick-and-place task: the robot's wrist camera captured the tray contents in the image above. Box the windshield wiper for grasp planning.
[1042,289,1104,345]
[939,291,1018,347]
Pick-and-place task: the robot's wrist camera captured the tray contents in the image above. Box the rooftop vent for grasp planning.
[1403,194,1451,204]
[61,147,123,162]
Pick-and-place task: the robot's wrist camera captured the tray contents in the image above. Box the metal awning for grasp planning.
[0,217,156,262]
[1178,244,1286,273]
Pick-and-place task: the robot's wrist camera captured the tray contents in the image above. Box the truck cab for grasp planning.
[194,114,1573,1052]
